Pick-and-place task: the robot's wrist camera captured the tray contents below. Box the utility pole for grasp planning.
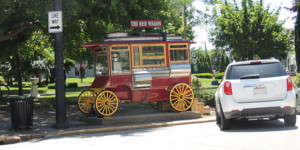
[53,0,68,129]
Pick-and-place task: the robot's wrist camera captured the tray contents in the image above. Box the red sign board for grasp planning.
[130,20,162,28]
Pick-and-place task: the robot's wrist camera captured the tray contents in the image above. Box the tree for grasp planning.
[1,0,198,95]
[219,53,226,72]
[0,30,53,95]
[210,0,291,60]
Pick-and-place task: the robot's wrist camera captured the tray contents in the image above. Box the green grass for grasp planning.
[0,77,94,110]
[196,78,220,86]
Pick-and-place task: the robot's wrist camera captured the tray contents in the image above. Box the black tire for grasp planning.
[220,109,231,130]
[284,111,297,126]
[215,108,221,124]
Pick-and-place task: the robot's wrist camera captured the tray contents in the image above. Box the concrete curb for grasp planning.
[0,117,216,144]
[57,117,216,137]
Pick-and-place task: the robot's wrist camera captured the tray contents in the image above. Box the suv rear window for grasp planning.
[228,62,287,79]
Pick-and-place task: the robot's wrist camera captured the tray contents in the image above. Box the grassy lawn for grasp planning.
[0,77,94,110]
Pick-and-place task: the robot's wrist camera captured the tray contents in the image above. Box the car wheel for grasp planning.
[220,109,231,130]
[284,111,297,126]
[215,108,221,124]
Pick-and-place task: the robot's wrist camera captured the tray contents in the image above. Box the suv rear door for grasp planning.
[227,62,288,103]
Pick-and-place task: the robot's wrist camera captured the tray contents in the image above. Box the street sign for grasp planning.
[48,11,62,33]
[193,64,198,72]
[192,58,197,64]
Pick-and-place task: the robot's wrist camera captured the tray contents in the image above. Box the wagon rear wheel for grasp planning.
[78,90,97,114]
[169,83,194,112]
[95,90,119,117]
[150,101,159,110]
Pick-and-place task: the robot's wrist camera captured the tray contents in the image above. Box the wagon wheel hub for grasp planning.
[105,101,110,106]
[179,95,184,100]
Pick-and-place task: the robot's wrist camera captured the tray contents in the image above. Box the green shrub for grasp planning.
[215,72,224,79]
[48,83,78,89]
[48,83,55,89]
[193,73,213,78]
[200,95,215,108]
[67,83,78,88]
[192,78,202,88]
[192,78,202,99]
[0,76,5,84]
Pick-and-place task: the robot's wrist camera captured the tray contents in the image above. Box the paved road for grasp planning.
[2,116,300,150]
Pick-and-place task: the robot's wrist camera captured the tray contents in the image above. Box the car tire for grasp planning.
[215,108,221,124]
[220,109,231,130]
[284,111,296,126]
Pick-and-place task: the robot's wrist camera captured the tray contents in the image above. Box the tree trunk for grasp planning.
[296,2,300,73]
[15,54,24,96]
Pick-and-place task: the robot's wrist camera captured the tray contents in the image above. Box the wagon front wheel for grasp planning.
[169,83,194,112]
[95,90,119,117]
[78,90,97,114]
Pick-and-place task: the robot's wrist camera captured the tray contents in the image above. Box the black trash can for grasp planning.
[10,97,34,131]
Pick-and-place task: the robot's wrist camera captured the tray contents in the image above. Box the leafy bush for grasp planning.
[199,95,215,108]
[48,83,55,89]
[192,78,202,98]
[0,76,5,84]
[67,83,78,88]
[215,72,224,79]
[48,83,78,89]
[193,73,213,78]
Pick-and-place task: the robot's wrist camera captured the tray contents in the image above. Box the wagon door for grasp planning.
[109,45,132,95]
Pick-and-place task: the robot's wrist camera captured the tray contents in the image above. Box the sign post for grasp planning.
[49,0,68,129]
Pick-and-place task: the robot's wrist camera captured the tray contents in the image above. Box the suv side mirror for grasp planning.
[211,80,220,86]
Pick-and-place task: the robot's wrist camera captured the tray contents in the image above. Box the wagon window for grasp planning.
[95,53,109,76]
[111,48,130,75]
[142,46,164,56]
[169,44,189,63]
[132,44,166,67]
[133,46,140,66]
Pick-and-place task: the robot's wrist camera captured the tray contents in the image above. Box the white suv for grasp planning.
[212,59,297,130]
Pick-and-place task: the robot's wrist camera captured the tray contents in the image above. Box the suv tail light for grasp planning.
[287,77,293,91]
[224,81,232,95]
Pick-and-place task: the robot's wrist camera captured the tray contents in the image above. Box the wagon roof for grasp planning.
[74,40,195,49]
[74,32,195,49]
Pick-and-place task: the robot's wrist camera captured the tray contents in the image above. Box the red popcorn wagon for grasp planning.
[75,32,195,117]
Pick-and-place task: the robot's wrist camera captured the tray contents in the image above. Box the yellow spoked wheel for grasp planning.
[95,90,119,117]
[78,90,97,114]
[169,83,194,112]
